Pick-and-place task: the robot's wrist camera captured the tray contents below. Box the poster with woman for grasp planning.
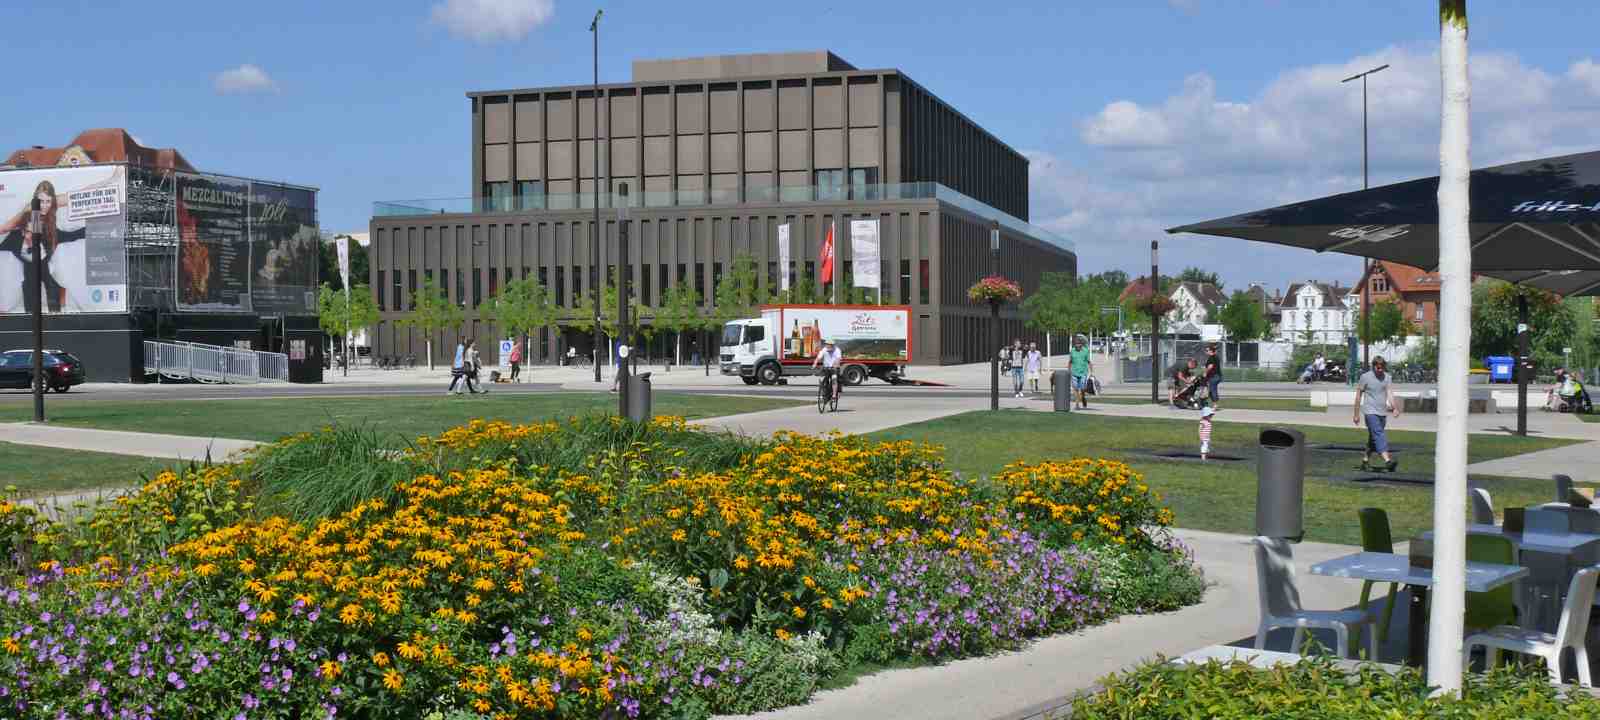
[0,165,127,315]
[176,173,250,311]
[248,182,318,313]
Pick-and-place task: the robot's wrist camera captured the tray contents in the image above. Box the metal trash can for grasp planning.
[1487,356,1514,383]
[626,372,652,422]
[1053,370,1073,413]
[1256,427,1306,541]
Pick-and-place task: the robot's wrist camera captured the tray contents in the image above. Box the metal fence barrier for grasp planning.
[143,340,289,384]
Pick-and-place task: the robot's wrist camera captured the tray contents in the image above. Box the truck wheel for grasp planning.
[756,362,782,385]
[842,365,868,386]
[741,376,760,385]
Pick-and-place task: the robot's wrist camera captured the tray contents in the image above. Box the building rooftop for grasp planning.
[632,51,856,82]
[3,128,194,172]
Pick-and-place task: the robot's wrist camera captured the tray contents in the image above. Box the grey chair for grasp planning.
[1556,474,1575,504]
[1471,487,1496,525]
[1251,536,1378,659]
[1466,565,1599,687]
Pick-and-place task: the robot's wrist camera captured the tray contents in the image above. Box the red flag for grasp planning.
[819,225,835,285]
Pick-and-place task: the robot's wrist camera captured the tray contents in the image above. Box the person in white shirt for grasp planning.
[812,338,843,402]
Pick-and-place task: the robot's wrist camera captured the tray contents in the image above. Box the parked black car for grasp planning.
[0,349,87,392]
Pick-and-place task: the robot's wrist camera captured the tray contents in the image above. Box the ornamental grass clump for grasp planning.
[0,416,1201,719]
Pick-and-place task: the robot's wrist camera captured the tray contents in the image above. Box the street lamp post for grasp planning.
[1150,241,1160,404]
[590,9,604,383]
[617,183,631,416]
[1343,63,1388,375]
[990,221,1000,411]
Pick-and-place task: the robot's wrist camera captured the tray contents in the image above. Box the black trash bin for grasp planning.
[1052,370,1073,413]
[1256,427,1306,541]
[626,372,653,422]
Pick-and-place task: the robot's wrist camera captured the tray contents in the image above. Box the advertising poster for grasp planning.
[177,173,250,311]
[776,307,908,361]
[0,165,127,315]
[849,219,880,289]
[249,183,318,313]
[777,223,790,292]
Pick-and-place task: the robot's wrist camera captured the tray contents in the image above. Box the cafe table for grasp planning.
[1420,524,1600,555]
[1309,552,1528,665]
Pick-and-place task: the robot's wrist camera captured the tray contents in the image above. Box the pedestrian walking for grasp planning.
[1203,344,1222,409]
[447,338,468,394]
[508,340,523,382]
[1198,406,1215,460]
[1025,342,1043,394]
[465,339,488,394]
[1353,355,1400,472]
[1004,339,1027,398]
[565,346,576,366]
[1069,334,1092,409]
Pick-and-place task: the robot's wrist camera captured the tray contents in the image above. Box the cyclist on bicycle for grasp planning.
[812,338,843,403]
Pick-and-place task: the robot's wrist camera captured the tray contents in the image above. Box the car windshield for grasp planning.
[720,324,744,346]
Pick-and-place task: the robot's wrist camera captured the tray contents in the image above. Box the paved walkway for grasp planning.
[1465,439,1600,479]
[725,528,1372,720]
[1053,398,1600,441]
[0,422,259,462]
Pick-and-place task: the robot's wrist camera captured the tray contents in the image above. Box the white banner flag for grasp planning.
[335,234,351,290]
[850,219,880,289]
[777,223,791,292]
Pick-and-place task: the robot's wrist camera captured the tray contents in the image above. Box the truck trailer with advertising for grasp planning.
[720,304,912,386]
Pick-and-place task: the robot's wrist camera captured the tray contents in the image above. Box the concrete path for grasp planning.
[692,395,992,437]
[724,528,1373,720]
[0,422,259,462]
[1466,439,1600,480]
[1054,399,1600,442]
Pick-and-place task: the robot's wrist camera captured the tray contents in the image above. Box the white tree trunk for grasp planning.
[1429,0,1471,694]
[426,338,434,371]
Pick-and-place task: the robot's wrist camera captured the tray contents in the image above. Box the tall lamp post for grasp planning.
[1342,63,1388,374]
[617,183,632,416]
[29,196,45,423]
[1150,241,1160,404]
[989,221,1000,411]
[589,9,604,383]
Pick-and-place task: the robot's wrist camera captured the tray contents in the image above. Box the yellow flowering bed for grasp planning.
[0,416,1188,719]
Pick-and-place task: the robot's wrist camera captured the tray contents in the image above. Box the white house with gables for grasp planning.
[1166,282,1227,330]
[1276,281,1355,343]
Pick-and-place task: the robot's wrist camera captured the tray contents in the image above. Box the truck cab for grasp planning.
[720,318,776,385]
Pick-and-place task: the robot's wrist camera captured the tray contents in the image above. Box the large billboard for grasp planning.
[770,305,910,361]
[249,183,318,313]
[0,165,128,314]
[177,173,251,311]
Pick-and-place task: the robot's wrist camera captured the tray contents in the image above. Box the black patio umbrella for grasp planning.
[1483,268,1600,296]
[1167,149,1600,273]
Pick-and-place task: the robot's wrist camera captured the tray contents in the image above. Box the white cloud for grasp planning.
[430,0,555,43]
[213,64,277,95]
[1047,46,1600,290]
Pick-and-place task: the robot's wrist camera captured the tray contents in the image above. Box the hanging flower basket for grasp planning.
[968,275,1023,304]
[1132,292,1177,317]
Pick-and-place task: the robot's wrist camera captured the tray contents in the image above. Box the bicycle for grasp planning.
[816,367,840,414]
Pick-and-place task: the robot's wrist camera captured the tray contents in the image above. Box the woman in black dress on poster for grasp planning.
[0,180,84,313]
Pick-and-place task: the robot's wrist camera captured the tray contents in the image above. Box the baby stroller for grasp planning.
[1558,380,1594,414]
[1172,374,1208,410]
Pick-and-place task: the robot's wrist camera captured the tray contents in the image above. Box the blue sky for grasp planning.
[9,0,1600,291]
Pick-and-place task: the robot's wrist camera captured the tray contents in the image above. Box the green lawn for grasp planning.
[1,442,168,495]
[1092,396,1318,412]
[0,392,800,443]
[872,411,1579,546]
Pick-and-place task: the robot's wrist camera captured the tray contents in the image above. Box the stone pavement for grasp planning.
[723,528,1373,720]
[1465,440,1600,480]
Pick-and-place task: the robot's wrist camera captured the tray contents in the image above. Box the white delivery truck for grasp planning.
[720,304,912,386]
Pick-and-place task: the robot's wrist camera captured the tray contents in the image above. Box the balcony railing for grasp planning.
[373,182,1073,252]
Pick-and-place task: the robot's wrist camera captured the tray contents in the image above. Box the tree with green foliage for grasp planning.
[487,276,558,367]
[1470,280,1577,372]
[779,263,822,304]
[1177,267,1223,291]
[1217,290,1271,343]
[317,282,379,375]
[319,236,370,292]
[1357,299,1417,346]
[654,282,703,367]
[396,277,464,370]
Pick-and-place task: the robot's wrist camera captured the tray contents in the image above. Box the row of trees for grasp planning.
[318,254,892,368]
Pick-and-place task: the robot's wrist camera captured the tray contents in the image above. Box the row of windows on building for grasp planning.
[480,168,880,211]
[376,256,930,313]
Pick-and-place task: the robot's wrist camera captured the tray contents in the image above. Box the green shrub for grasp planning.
[1070,656,1600,719]
[1080,540,1207,614]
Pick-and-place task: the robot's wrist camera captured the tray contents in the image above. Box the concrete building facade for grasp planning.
[368,51,1074,366]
